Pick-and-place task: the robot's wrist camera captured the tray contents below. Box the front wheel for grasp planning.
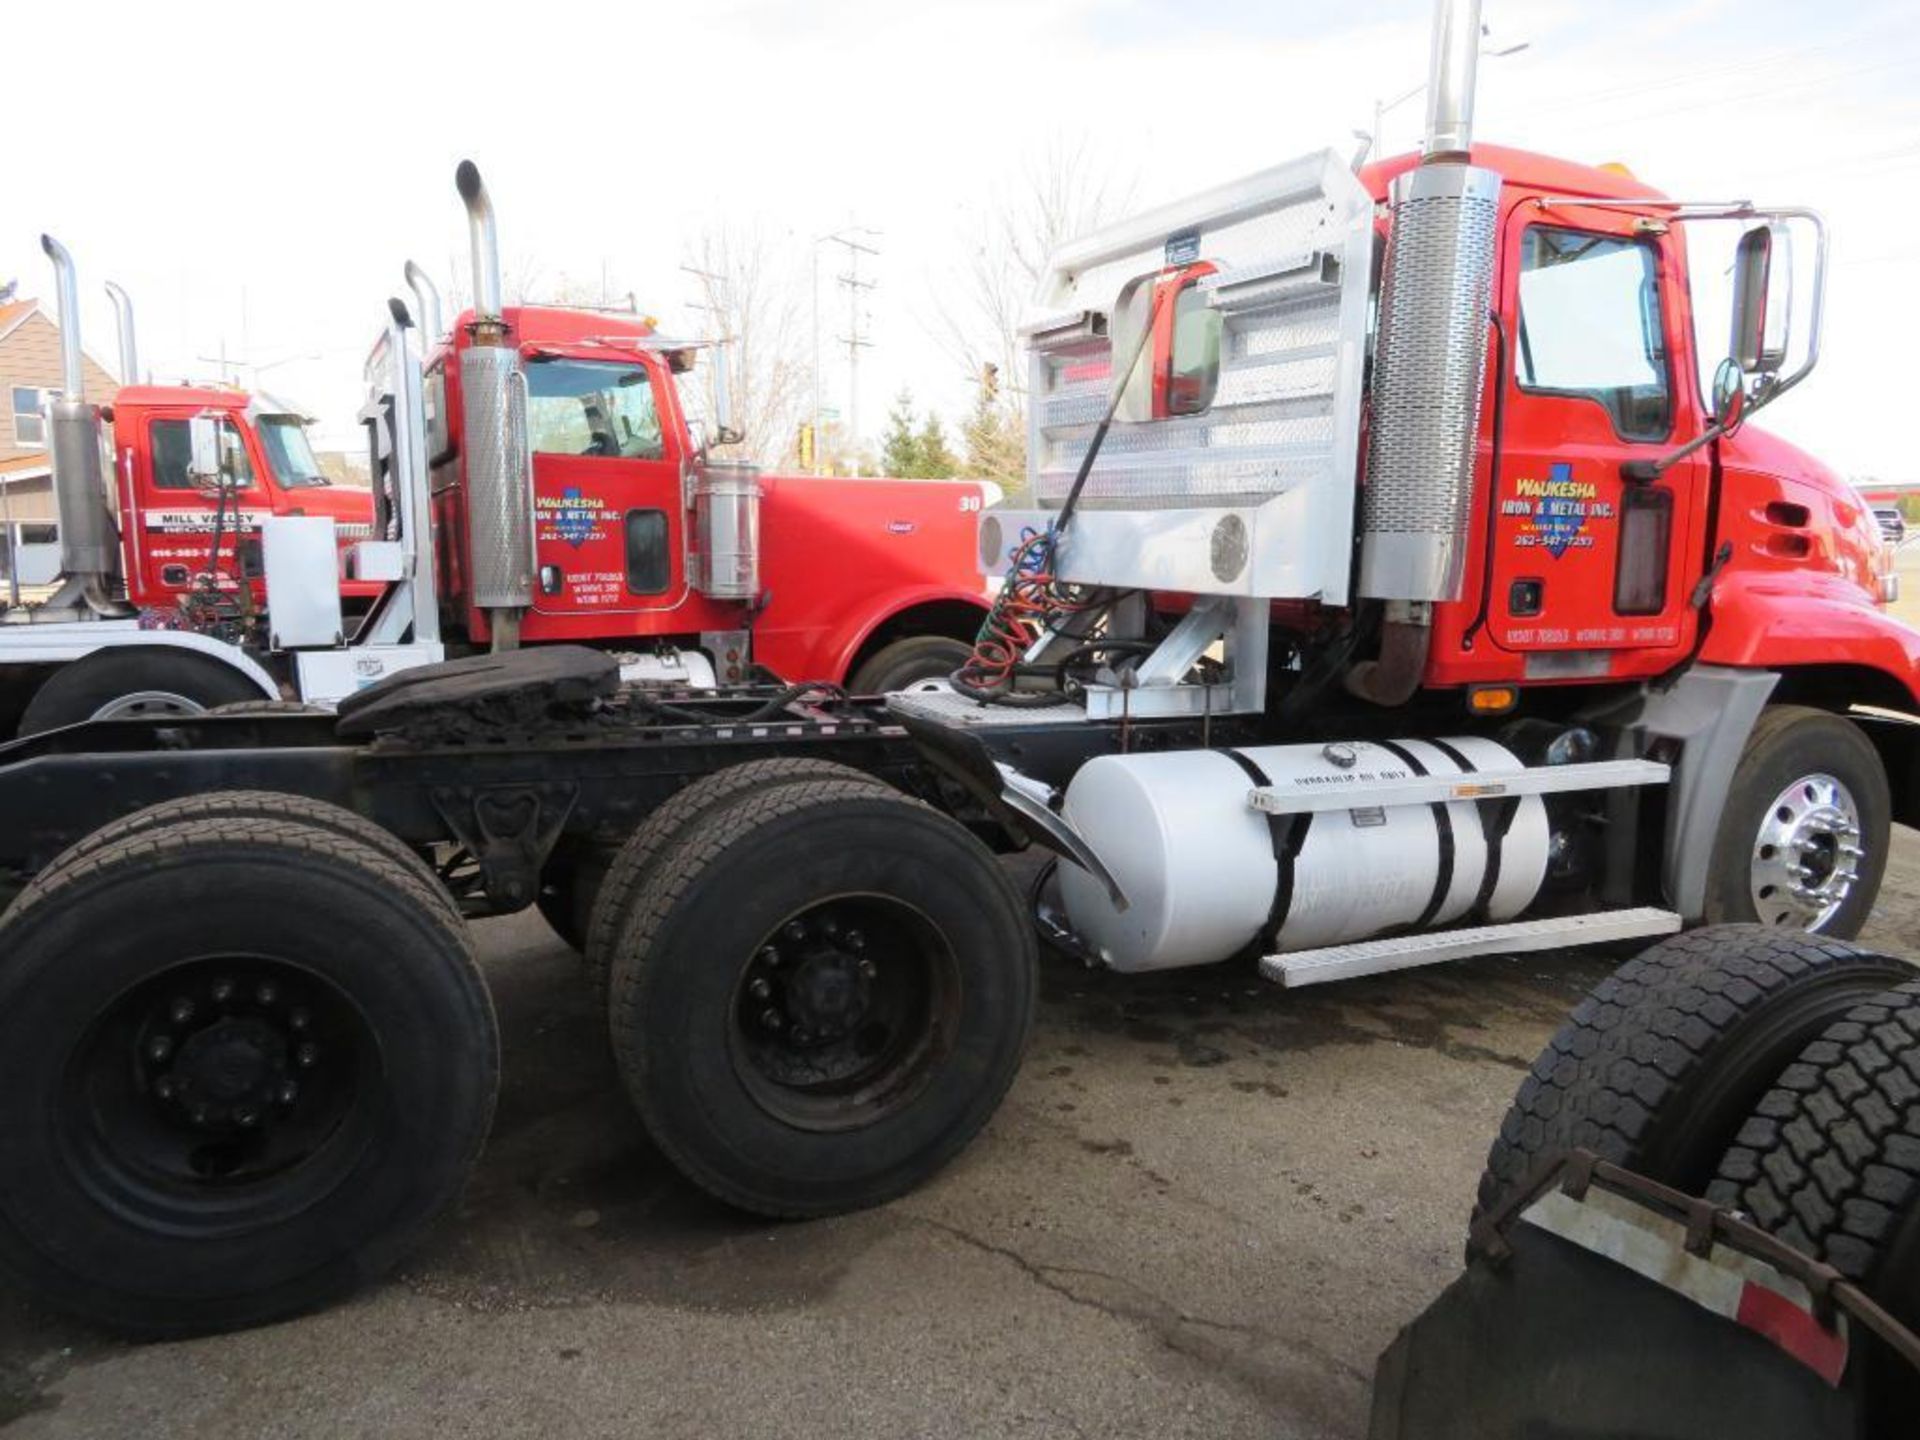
[1704,705,1890,937]
[848,635,973,694]
[19,648,268,736]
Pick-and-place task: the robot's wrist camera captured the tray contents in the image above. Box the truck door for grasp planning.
[133,413,271,603]
[1484,210,1704,676]
[522,354,685,617]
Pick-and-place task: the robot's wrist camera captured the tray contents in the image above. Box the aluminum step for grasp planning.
[1258,907,1683,989]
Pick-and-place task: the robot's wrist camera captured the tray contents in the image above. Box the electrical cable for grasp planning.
[952,273,1173,705]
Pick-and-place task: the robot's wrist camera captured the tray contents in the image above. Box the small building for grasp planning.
[0,295,120,587]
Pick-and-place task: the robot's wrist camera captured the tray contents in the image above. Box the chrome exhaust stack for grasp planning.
[453,161,534,651]
[39,235,123,609]
[1349,0,1502,704]
[104,280,139,384]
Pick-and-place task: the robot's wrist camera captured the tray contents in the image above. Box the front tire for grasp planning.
[848,635,973,694]
[20,648,268,736]
[0,815,498,1336]
[1704,705,1890,937]
[606,779,1035,1217]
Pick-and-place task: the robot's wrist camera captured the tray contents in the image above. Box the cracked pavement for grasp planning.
[6,842,1920,1438]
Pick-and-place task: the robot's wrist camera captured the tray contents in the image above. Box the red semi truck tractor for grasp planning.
[0,192,991,734]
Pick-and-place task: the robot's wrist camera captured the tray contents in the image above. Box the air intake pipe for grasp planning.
[454,161,535,651]
[404,260,443,353]
[39,235,121,602]
[1348,0,1501,706]
[104,281,139,384]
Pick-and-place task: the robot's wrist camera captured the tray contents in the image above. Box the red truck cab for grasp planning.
[424,305,990,688]
[108,385,378,612]
[1325,146,1914,707]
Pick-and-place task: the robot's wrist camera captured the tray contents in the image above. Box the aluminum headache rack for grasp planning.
[987,147,1375,606]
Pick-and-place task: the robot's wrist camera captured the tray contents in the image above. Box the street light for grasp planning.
[1366,31,1529,162]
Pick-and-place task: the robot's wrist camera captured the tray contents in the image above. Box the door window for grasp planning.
[151,418,255,489]
[525,359,664,460]
[1516,227,1672,442]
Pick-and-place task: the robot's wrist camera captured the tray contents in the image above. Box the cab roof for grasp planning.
[447,305,658,349]
[1358,144,1671,206]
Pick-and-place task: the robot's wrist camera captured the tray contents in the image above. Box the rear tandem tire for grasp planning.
[606,779,1035,1217]
[6,789,458,922]
[18,649,267,736]
[581,757,892,997]
[0,815,498,1336]
[1474,925,1915,1224]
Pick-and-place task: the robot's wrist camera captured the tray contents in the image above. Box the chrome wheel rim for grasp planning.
[1750,772,1863,930]
[92,690,206,720]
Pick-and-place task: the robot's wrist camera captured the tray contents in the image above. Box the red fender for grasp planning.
[1699,572,1920,708]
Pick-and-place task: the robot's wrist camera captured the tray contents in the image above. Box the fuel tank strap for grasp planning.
[1378,739,1457,930]
[1221,749,1312,949]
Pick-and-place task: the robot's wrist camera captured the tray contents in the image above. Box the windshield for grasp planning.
[525,358,664,460]
[256,416,330,488]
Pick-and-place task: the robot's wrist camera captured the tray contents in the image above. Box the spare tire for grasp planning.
[1709,982,1920,1426]
[1475,925,1914,1221]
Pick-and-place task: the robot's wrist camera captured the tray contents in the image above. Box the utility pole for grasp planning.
[681,263,731,445]
[813,227,879,475]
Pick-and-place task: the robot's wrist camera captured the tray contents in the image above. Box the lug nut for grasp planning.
[289,1008,312,1031]
[749,977,772,1000]
[256,982,279,1006]
[856,958,876,980]
[818,916,841,939]
[210,978,235,1003]
[234,1104,260,1129]
[154,1076,177,1101]
[792,1027,811,1044]
[276,1081,299,1106]
[758,946,781,968]
[760,1008,784,1031]
[169,997,195,1025]
[147,1036,173,1063]
[844,930,865,953]
[190,1104,212,1126]
[782,920,809,944]
[296,1043,319,1068]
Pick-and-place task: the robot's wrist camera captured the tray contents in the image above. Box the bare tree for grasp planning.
[933,137,1133,492]
[679,225,812,469]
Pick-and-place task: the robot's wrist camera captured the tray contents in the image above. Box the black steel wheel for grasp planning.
[848,635,973,694]
[729,894,960,1132]
[607,779,1034,1217]
[0,815,497,1336]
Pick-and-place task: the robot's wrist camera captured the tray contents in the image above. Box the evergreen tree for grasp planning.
[915,414,958,479]
[880,390,923,478]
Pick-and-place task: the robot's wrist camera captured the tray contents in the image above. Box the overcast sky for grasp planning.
[7,0,1916,479]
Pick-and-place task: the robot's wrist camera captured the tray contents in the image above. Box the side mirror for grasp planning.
[187,413,222,482]
[1709,356,1747,433]
[1731,221,1792,376]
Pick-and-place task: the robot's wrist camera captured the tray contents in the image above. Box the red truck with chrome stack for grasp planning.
[0,195,991,734]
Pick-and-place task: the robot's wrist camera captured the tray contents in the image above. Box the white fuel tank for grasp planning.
[1057,738,1550,972]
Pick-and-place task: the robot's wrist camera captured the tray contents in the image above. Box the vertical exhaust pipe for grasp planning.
[42,236,85,399]
[1421,0,1481,162]
[403,261,443,352]
[452,161,534,650]
[1349,0,1501,705]
[39,235,123,607]
[104,281,139,384]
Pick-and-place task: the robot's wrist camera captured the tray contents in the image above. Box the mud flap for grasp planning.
[1370,1155,1887,1440]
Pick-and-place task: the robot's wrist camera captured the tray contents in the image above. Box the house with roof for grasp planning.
[0,293,120,586]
